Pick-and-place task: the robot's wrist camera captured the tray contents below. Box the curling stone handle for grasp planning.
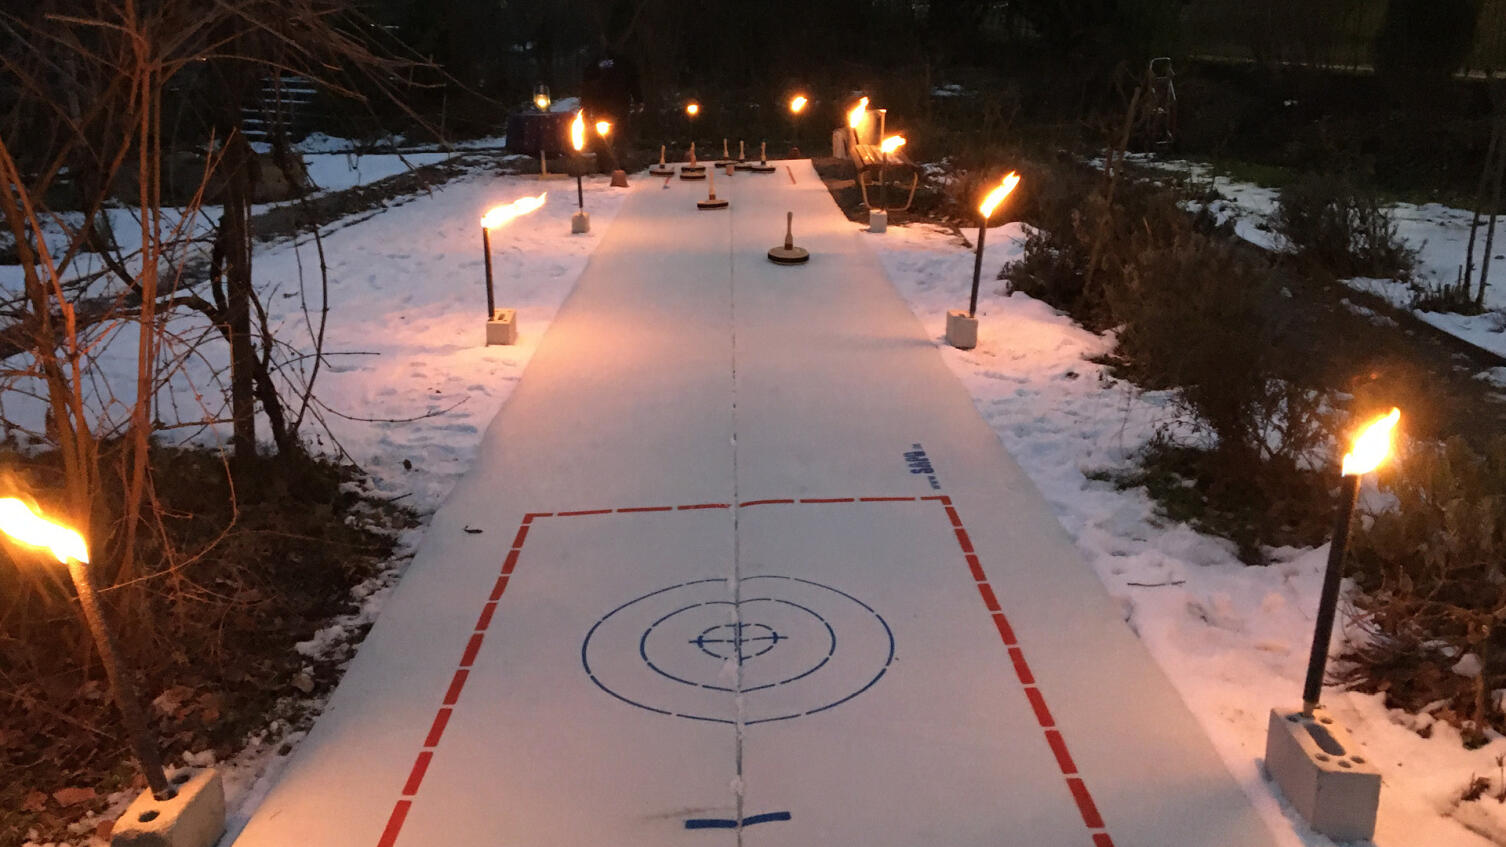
[785,212,794,250]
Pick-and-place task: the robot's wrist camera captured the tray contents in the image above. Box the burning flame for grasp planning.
[979,171,1021,219]
[847,96,869,129]
[880,135,907,155]
[595,120,612,138]
[0,498,88,564]
[790,95,808,114]
[481,193,548,229]
[533,92,550,111]
[686,102,700,117]
[571,110,586,152]
[1341,408,1401,477]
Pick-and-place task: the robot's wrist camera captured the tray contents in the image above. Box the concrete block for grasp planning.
[111,769,225,847]
[945,310,977,350]
[571,210,591,234]
[486,308,517,346]
[1264,707,1380,842]
[868,209,888,234]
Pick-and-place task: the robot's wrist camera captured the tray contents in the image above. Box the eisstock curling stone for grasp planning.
[697,170,729,210]
[768,212,810,264]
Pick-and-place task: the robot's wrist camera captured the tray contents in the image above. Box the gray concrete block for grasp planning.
[571,210,591,234]
[111,769,225,847]
[1264,706,1380,842]
[487,308,518,346]
[868,210,888,234]
[945,310,977,350]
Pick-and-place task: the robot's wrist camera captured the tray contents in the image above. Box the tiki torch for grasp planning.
[847,96,869,147]
[1301,407,1401,716]
[969,171,1020,318]
[597,120,628,187]
[481,193,548,315]
[788,94,808,157]
[0,498,174,799]
[878,134,906,213]
[570,111,590,233]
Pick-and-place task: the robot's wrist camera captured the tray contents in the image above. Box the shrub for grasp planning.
[1343,435,1506,745]
[1002,164,1195,330]
[1107,233,1335,560]
[1273,172,1417,280]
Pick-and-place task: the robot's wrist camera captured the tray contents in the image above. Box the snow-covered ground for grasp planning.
[865,220,1506,846]
[10,167,628,847]
[1133,156,1506,363]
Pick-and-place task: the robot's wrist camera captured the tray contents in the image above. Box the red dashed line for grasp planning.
[1045,730,1077,775]
[475,602,498,631]
[992,613,1018,645]
[379,497,1113,846]
[423,709,451,748]
[976,583,1001,612]
[459,633,485,667]
[489,575,510,601]
[376,800,411,847]
[1067,778,1105,828]
[954,527,975,554]
[442,670,469,706]
[402,752,432,796]
[1024,687,1054,727]
[943,498,1114,844]
[1008,647,1035,685]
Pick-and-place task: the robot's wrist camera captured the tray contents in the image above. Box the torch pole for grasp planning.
[878,110,888,213]
[1301,472,1362,715]
[576,166,584,211]
[969,217,988,318]
[482,227,495,317]
[66,559,174,800]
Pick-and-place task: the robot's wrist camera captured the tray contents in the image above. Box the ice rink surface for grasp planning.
[228,161,1274,847]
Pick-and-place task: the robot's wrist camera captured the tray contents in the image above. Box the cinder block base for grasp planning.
[486,308,517,346]
[945,310,978,350]
[610,169,629,187]
[571,211,590,234]
[1264,706,1380,842]
[868,209,888,234]
[111,769,225,847]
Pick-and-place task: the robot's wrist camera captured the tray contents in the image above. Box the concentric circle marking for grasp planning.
[582,575,894,724]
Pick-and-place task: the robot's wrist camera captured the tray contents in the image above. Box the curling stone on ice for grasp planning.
[680,142,706,179]
[735,140,754,171]
[749,141,776,174]
[697,169,729,210]
[717,138,736,167]
[767,212,810,264]
[649,145,674,177]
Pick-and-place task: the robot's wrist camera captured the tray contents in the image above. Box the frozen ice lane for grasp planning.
[229,161,1274,847]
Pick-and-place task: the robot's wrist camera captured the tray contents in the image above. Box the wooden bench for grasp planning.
[846,126,919,212]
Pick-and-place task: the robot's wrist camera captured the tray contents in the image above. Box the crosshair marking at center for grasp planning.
[692,622,785,663]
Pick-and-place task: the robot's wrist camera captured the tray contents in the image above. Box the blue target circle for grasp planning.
[582,575,894,724]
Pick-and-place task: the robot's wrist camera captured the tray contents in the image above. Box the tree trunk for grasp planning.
[221,132,257,461]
